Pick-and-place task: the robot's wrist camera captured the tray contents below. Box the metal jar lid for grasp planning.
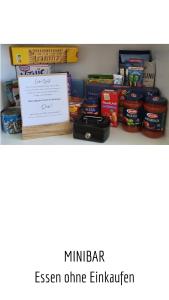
[145,96,167,105]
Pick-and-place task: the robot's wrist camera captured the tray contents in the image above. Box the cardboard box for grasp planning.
[15,65,52,77]
[71,79,84,99]
[87,74,113,84]
[101,90,119,127]
[6,80,20,106]
[10,46,79,65]
[143,61,156,87]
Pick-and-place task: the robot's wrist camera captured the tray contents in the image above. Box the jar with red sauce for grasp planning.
[142,96,168,138]
[122,91,143,132]
[83,98,100,116]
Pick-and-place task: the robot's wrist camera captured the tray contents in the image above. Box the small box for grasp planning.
[143,61,156,87]
[6,80,20,106]
[71,79,84,99]
[87,74,113,84]
[15,64,52,77]
[101,90,119,127]
[73,115,110,143]
[10,46,79,65]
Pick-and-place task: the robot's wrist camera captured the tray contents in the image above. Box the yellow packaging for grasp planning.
[10,46,79,65]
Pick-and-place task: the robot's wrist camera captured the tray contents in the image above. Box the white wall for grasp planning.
[0,44,16,110]
[1,44,16,81]
[153,45,169,131]
[152,45,169,99]
[53,44,153,79]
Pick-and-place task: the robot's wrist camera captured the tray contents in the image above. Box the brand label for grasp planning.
[146,113,158,119]
[84,105,99,115]
[16,65,51,77]
[19,66,30,72]
[144,73,155,79]
[143,110,166,131]
[131,93,137,98]
[127,109,137,115]
[123,107,142,127]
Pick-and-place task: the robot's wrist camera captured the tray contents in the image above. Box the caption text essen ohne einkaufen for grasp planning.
[35,250,135,285]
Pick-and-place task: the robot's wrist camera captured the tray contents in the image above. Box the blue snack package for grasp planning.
[125,59,144,86]
[128,67,144,87]
[71,79,84,98]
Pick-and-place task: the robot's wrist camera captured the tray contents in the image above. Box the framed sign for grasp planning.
[18,73,72,139]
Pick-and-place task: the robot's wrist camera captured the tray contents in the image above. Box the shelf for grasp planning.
[1,125,169,145]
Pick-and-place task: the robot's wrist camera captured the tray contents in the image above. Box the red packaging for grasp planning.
[101,90,119,127]
[118,88,128,122]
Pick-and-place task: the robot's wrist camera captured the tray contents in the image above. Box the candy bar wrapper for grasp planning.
[15,65,52,77]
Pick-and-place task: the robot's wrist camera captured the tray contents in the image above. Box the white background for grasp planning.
[0,1,169,300]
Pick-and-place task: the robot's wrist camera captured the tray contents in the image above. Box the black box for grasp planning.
[73,115,110,143]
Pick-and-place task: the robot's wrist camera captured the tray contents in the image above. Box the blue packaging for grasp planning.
[144,87,160,98]
[86,83,160,100]
[67,73,72,96]
[1,107,22,134]
[83,98,100,115]
[71,79,84,98]
[86,83,115,99]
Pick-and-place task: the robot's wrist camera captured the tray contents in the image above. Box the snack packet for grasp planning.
[101,90,119,127]
[128,67,144,87]
[125,59,144,86]
[113,74,123,85]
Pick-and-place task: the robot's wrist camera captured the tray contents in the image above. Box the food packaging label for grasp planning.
[101,90,119,127]
[143,61,156,87]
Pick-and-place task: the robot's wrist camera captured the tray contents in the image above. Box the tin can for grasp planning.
[1,107,22,134]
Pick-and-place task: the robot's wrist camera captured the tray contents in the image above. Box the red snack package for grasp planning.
[118,88,128,122]
[101,90,119,127]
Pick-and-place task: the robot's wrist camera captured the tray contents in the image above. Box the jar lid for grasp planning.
[1,107,21,116]
[144,88,160,98]
[126,91,143,101]
[145,96,167,105]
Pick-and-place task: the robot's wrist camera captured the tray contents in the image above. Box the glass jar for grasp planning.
[122,91,143,132]
[142,96,167,138]
[83,98,100,116]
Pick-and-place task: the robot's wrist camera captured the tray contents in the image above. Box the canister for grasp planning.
[1,107,22,134]
[142,96,167,138]
[122,91,143,132]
